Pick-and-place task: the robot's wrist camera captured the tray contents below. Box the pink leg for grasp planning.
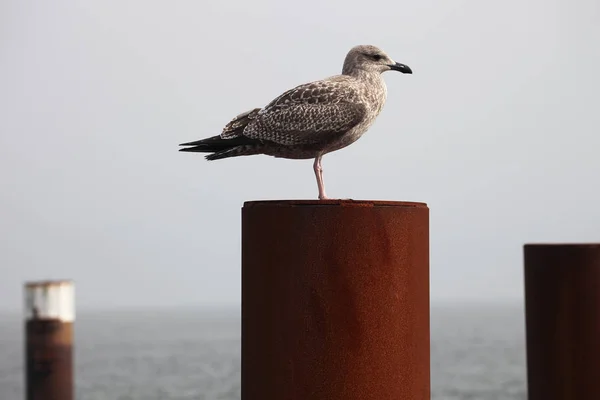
[313,156,328,200]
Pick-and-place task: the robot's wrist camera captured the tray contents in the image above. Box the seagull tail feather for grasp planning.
[179,135,260,161]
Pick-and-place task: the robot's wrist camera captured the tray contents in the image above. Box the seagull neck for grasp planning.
[346,69,387,112]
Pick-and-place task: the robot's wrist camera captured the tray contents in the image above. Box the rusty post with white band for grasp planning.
[24,280,75,400]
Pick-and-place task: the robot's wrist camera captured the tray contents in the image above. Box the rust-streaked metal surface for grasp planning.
[25,279,73,289]
[242,200,430,400]
[26,320,73,400]
[524,244,600,400]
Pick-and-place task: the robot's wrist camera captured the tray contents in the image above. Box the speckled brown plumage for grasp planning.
[179,44,412,199]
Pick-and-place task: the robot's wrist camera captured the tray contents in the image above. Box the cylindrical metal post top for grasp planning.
[524,244,600,400]
[242,200,430,400]
[24,280,75,400]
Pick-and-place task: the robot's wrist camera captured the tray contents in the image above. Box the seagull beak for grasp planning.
[389,62,412,74]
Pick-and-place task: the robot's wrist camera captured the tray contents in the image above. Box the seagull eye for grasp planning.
[371,54,383,61]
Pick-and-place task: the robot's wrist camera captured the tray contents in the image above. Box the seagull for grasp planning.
[179,44,412,200]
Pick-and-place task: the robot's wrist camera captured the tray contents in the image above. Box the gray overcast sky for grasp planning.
[1,0,599,312]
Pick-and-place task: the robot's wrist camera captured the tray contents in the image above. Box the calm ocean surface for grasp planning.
[0,303,527,400]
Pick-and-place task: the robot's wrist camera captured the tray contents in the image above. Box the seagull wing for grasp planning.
[242,79,367,146]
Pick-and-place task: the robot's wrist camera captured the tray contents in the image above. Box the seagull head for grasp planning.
[342,45,412,76]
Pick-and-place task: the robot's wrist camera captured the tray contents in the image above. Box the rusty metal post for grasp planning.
[24,280,74,400]
[241,200,430,400]
[524,244,600,400]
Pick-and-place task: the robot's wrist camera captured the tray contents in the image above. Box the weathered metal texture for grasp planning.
[25,320,73,400]
[524,244,600,400]
[241,199,430,400]
[24,280,74,400]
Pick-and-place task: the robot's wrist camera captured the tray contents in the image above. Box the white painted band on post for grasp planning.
[24,280,75,322]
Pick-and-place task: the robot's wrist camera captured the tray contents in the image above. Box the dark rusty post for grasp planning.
[242,200,430,400]
[524,244,600,400]
[25,280,74,400]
